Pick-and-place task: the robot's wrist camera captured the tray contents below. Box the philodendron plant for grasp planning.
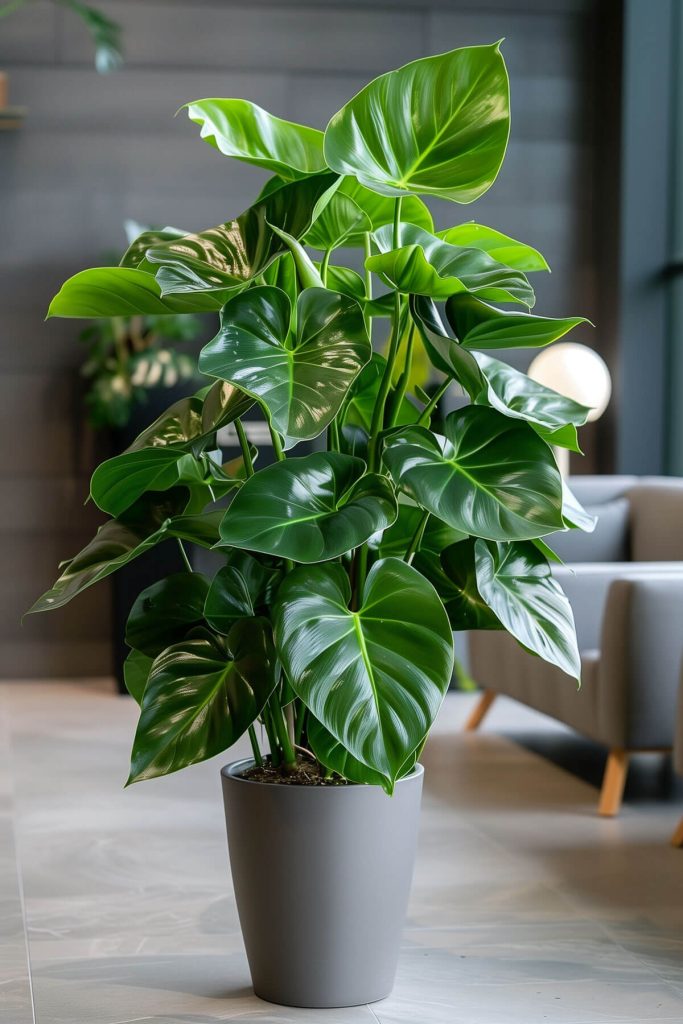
[31,43,593,793]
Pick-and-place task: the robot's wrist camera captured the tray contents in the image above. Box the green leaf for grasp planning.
[123,648,153,704]
[184,98,326,180]
[472,353,590,448]
[474,538,580,679]
[125,380,253,455]
[119,226,188,269]
[337,177,434,241]
[273,558,453,787]
[447,293,587,350]
[303,192,372,250]
[561,478,597,533]
[218,452,397,562]
[127,620,277,783]
[204,552,281,634]
[372,503,466,559]
[382,407,564,541]
[125,572,210,657]
[199,286,370,446]
[324,43,509,203]
[367,224,535,305]
[27,492,222,613]
[410,295,483,398]
[146,173,337,297]
[48,266,225,318]
[90,449,220,518]
[437,223,549,272]
[341,353,420,434]
[415,541,501,630]
[307,715,419,787]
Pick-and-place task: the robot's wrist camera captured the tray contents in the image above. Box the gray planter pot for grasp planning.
[221,759,424,1008]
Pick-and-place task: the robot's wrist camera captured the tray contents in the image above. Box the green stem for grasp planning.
[320,247,332,286]
[269,694,297,769]
[328,417,340,452]
[387,322,416,427]
[176,539,192,574]
[248,725,263,767]
[261,704,281,767]
[351,544,368,611]
[235,418,254,476]
[294,701,307,745]
[363,231,373,344]
[268,422,285,461]
[418,378,450,426]
[404,511,430,564]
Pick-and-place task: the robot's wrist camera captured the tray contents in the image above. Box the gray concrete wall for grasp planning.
[0,0,598,677]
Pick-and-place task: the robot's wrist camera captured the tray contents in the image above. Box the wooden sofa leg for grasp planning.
[464,690,496,732]
[671,818,683,848]
[598,748,630,817]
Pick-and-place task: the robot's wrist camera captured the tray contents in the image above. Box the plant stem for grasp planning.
[234,418,254,476]
[404,511,430,564]
[351,544,368,610]
[363,231,373,344]
[269,694,297,769]
[418,378,451,426]
[248,725,263,767]
[387,322,416,427]
[176,539,192,573]
[320,247,332,286]
[328,417,340,452]
[268,422,285,461]
[261,704,281,767]
[294,702,307,744]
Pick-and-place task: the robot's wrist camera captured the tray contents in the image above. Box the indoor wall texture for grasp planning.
[0,0,601,678]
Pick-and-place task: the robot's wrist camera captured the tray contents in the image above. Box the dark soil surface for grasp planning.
[239,756,350,786]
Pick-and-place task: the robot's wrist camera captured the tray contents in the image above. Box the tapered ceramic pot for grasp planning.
[221,759,424,1008]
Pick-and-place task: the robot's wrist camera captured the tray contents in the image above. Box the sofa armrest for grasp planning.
[596,572,683,749]
[551,562,683,652]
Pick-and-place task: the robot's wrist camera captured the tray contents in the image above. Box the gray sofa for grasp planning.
[466,476,683,816]
[673,681,683,846]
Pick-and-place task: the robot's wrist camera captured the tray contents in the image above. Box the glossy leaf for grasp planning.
[410,296,483,398]
[204,552,281,634]
[185,98,326,179]
[119,226,187,269]
[324,43,509,203]
[273,558,453,787]
[128,619,277,783]
[474,538,580,679]
[125,572,210,657]
[446,293,586,350]
[218,452,397,562]
[382,407,564,541]
[371,503,466,559]
[125,380,253,454]
[91,449,220,518]
[415,541,501,630]
[48,266,224,318]
[437,223,549,272]
[367,224,535,305]
[27,491,222,613]
[307,715,418,787]
[341,353,420,434]
[561,478,597,533]
[123,648,153,704]
[146,173,336,296]
[199,286,370,446]
[303,192,372,250]
[337,177,434,241]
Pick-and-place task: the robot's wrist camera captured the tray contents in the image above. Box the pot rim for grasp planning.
[221,758,424,789]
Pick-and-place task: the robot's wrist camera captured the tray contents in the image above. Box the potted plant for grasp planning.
[30,42,593,1008]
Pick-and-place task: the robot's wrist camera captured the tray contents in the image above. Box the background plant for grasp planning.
[30,42,594,794]
[0,0,122,73]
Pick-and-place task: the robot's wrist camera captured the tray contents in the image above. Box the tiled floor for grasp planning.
[1,681,683,1024]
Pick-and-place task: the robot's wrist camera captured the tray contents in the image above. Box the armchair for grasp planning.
[466,476,683,816]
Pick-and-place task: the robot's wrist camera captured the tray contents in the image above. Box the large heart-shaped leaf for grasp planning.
[127,619,277,783]
[90,449,223,518]
[125,572,210,657]
[273,558,453,787]
[125,381,253,454]
[119,226,188,269]
[373,503,466,559]
[415,541,501,630]
[48,266,225,318]
[410,295,483,398]
[474,538,580,679]
[123,648,153,704]
[204,552,281,634]
[337,177,434,242]
[218,452,397,562]
[446,293,586,349]
[307,715,418,787]
[324,43,509,203]
[27,491,222,613]
[199,286,370,446]
[382,407,564,541]
[437,224,549,272]
[473,353,590,452]
[367,224,534,305]
[185,98,326,180]
[146,173,336,296]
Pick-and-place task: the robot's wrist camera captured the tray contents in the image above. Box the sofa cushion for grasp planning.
[548,497,630,563]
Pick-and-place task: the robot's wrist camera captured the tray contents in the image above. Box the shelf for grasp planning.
[0,107,26,130]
